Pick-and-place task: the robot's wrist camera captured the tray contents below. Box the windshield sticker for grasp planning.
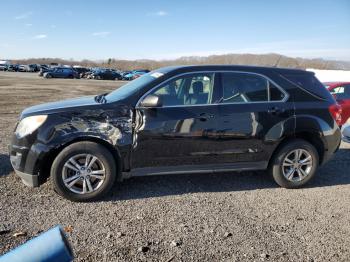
[150,72,164,78]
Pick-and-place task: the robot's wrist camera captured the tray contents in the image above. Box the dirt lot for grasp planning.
[0,71,349,261]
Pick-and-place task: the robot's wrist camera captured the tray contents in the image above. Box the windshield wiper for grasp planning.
[94,93,108,103]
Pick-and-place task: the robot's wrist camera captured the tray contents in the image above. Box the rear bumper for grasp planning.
[322,147,338,165]
[319,126,342,165]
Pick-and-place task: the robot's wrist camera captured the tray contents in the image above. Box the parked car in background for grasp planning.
[131,72,146,80]
[343,125,350,143]
[80,70,92,79]
[43,67,80,79]
[38,66,53,77]
[29,64,40,72]
[18,64,38,72]
[324,82,350,126]
[18,65,31,72]
[120,70,131,79]
[73,67,91,78]
[89,68,122,80]
[9,65,341,201]
[0,64,7,71]
[110,69,123,80]
[5,64,19,72]
[40,64,50,70]
[123,69,150,80]
[84,68,98,79]
[0,60,10,70]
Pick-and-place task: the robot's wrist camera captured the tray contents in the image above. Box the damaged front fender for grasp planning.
[36,103,134,171]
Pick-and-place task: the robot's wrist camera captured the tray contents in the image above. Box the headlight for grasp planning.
[16,115,47,138]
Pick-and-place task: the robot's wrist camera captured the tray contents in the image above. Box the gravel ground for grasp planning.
[0,71,349,261]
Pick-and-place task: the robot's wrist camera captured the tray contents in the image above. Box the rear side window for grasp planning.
[270,82,286,101]
[220,72,285,103]
[283,73,333,100]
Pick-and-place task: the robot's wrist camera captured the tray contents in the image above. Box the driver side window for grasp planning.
[150,73,215,107]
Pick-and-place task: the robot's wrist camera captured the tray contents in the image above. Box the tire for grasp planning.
[269,139,319,188]
[51,141,117,202]
[45,74,52,78]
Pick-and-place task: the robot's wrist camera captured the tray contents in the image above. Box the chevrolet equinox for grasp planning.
[9,65,342,201]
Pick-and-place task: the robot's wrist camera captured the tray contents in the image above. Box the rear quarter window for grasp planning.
[283,73,334,101]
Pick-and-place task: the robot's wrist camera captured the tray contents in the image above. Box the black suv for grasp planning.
[90,69,122,80]
[9,65,342,201]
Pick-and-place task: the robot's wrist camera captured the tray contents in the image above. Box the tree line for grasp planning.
[10,53,350,71]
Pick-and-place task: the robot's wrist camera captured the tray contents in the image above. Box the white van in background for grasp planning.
[0,60,10,71]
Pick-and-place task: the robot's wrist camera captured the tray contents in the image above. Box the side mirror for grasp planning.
[139,95,162,108]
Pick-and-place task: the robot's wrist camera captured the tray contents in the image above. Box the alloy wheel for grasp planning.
[282,149,313,182]
[62,154,106,194]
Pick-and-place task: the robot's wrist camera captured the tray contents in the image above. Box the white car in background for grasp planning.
[0,60,10,70]
[18,65,31,72]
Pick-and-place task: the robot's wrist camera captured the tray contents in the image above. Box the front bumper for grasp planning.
[9,149,39,187]
[8,138,51,187]
[14,169,39,187]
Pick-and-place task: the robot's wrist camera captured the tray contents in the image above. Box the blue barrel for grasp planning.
[0,226,73,262]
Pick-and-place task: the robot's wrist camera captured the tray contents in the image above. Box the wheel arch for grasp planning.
[268,131,326,169]
[38,136,122,184]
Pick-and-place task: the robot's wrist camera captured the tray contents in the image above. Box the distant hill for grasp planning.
[8,53,350,71]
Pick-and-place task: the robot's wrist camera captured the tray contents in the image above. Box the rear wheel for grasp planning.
[269,139,319,188]
[51,141,116,201]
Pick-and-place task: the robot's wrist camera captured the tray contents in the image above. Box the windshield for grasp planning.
[106,72,162,101]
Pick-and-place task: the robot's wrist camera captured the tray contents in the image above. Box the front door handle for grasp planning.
[197,113,214,121]
[268,106,284,115]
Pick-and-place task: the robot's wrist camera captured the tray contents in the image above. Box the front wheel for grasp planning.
[51,142,116,201]
[269,139,319,188]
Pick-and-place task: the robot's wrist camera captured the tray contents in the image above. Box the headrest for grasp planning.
[192,81,204,94]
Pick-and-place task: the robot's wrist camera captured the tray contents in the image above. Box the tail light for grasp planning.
[329,104,342,126]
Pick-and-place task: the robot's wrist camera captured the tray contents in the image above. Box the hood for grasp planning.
[21,96,101,119]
